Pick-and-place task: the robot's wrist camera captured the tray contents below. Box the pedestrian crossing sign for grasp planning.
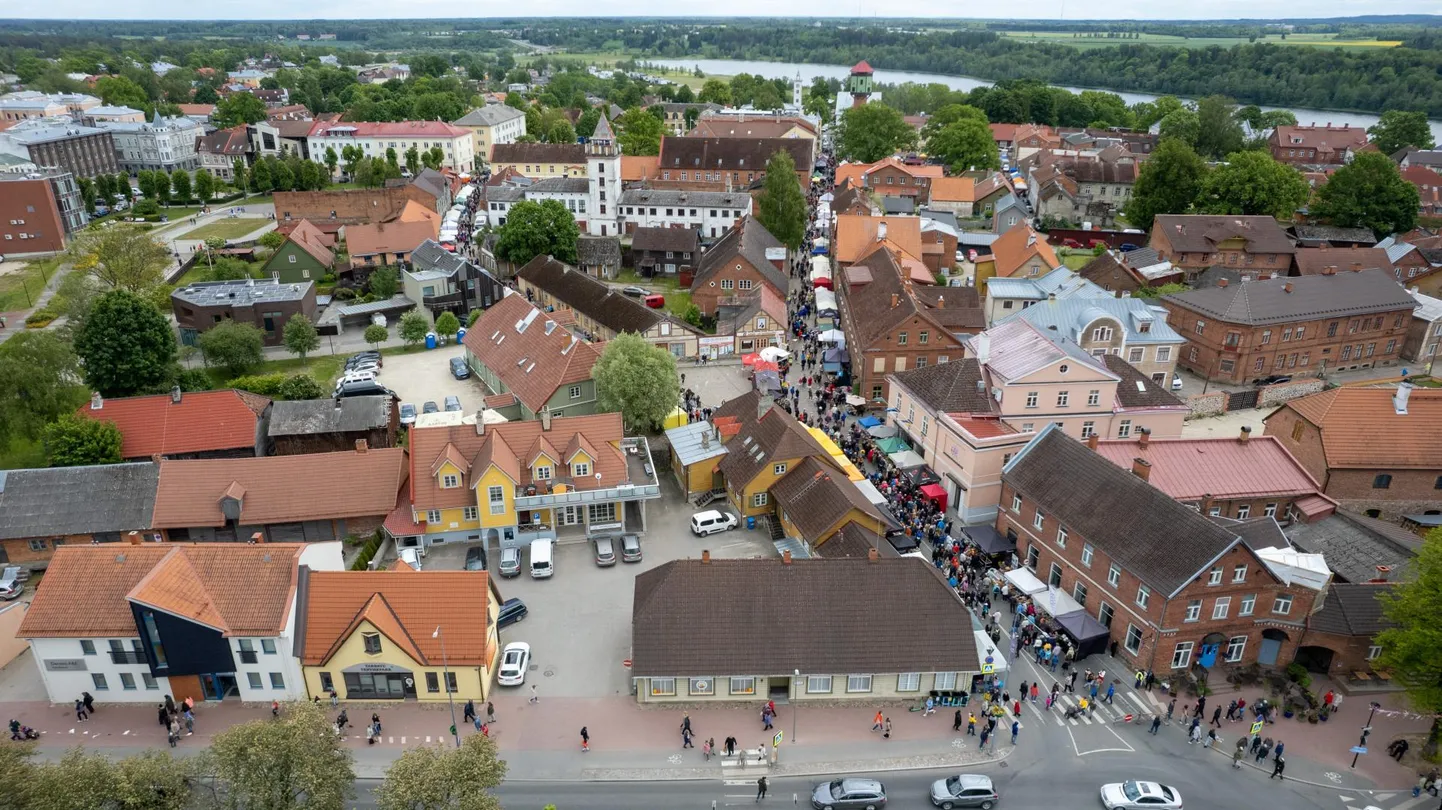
[1251,720,1264,735]
[981,663,995,674]
[773,731,783,747]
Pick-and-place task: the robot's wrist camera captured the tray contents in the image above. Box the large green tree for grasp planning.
[1194,95,1246,159]
[169,169,191,204]
[434,310,461,338]
[1377,528,1442,758]
[1157,108,1200,148]
[837,103,916,163]
[920,103,989,143]
[697,78,732,106]
[593,333,680,434]
[198,321,265,378]
[375,735,507,810]
[43,413,123,467]
[1312,151,1420,239]
[282,315,321,361]
[0,332,87,445]
[194,167,215,202]
[6,747,197,810]
[616,107,664,156]
[1125,138,1208,231]
[494,199,580,266]
[1368,110,1437,156]
[203,700,354,810]
[95,75,150,111]
[755,151,807,250]
[71,226,170,292]
[1199,151,1311,219]
[214,91,267,128]
[398,310,431,346]
[74,290,177,397]
[926,118,1000,174]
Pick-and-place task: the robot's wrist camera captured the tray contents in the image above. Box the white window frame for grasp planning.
[1081,543,1093,567]
[846,674,873,693]
[896,672,921,692]
[935,672,958,690]
[1208,568,1222,586]
[1213,596,1231,620]
[572,462,590,478]
[1171,641,1194,669]
[1225,635,1247,663]
[1011,495,1022,512]
[1136,585,1150,609]
[751,492,769,507]
[442,473,459,489]
[1366,645,1382,661]
[1033,510,1045,531]
[535,465,553,480]
[488,485,506,515]
[1124,624,1143,654]
[1184,600,1201,622]
[650,678,676,696]
[807,675,832,694]
[425,509,442,523]
[1233,565,1247,583]
[773,463,787,476]
[1107,564,1120,588]
[730,677,755,695]
[1240,594,1256,616]
[1273,594,1293,615]
[1236,504,1251,519]
[688,678,713,696]
[463,506,479,522]
[1056,526,1068,548]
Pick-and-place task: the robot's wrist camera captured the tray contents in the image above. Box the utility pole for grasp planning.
[1351,701,1381,769]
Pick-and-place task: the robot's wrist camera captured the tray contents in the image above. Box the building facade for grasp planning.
[172,279,318,348]
[617,189,751,240]
[306,121,475,174]
[1148,215,1297,279]
[0,121,120,179]
[0,169,86,253]
[103,114,203,173]
[452,104,527,161]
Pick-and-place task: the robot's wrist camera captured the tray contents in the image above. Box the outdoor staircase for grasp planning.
[766,516,786,542]
[693,488,726,508]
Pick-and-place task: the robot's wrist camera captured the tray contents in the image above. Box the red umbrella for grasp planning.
[742,353,762,366]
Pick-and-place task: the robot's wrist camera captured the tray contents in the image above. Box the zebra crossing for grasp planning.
[1018,689,1159,728]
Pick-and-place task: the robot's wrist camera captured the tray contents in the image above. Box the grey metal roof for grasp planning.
[335,295,416,317]
[0,463,159,540]
[172,279,312,307]
[525,177,589,194]
[1004,295,1183,345]
[409,239,470,277]
[1162,268,1417,326]
[268,396,390,437]
[619,189,751,209]
[453,104,526,127]
[956,232,1000,247]
[1285,509,1420,584]
[664,421,728,467]
[1307,582,1393,637]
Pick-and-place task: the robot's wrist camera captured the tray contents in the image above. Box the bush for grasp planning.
[275,374,325,400]
[331,286,358,300]
[350,532,384,570]
[25,309,57,327]
[1285,662,1312,689]
[229,372,325,400]
[131,199,160,217]
[175,367,214,392]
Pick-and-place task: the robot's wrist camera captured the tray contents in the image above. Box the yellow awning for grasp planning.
[805,426,864,481]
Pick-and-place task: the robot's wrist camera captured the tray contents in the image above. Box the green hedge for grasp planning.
[227,372,326,400]
[350,532,384,570]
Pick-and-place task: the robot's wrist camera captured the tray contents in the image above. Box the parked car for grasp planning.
[1119,242,1140,252]
[399,403,418,426]
[1170,374,1184,392]
[812,778,887,810]
[496,597,528,628]
[335,381,395,400]
[1253,375,1292,387]
[444,395,462,412]
[0,567,25,600]
[346,359,380,376]
[643,294,665,309]
[449,356,470,380]
[398,547,421,571]
[691,510,738,536]
[930,774,998,809]
[422,401,440,414]
[497,642,531,686]
[347,351,382,369]
[334,371,377,391]
[621,285,648,297]
[620,533,642,563]
[464,545,486,571]
[594,536,617,567]
[1099,781,1181,810]
[498,546,522,578]
[1062,238,1082,249]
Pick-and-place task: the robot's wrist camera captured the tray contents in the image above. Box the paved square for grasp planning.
[372,343,484,414]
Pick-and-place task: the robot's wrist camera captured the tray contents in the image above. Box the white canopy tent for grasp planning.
[814,288,838,313]
[888,449,927,469]
[819,328,846,343]
[1003,567,1048,596]
[1034,585,1085,619]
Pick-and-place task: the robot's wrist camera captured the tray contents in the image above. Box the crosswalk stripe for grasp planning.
[1391,795,1432,810]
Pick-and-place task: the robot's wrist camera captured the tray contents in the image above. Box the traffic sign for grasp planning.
[622,659,632,669]
[1350,746,1368,755]
[1251,720,1264,736]
[981,663,995,674]
[773,731,783,747]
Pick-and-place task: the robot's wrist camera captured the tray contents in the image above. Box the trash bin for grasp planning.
[746,516,756,530]
[425,332,437,349]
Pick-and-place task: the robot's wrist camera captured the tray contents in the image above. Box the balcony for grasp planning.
[238,650,259,664]
[422,289,467,308]
[512,437,662,510]
[108,650,145,665]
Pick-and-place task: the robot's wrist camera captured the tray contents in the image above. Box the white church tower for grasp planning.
[791,71,803,112]
[586,113,622,237]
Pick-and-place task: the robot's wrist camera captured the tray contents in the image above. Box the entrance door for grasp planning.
[768,677,791,701]
[1197,643,1220,668]
[1258,629,1288,666]
[200,674,240,700]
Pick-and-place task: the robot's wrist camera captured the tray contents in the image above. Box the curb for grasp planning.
[1201,737,1409,791]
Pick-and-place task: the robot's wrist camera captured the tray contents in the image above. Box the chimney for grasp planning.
[540,409,553,432]
[1138,427,1150,448]
[701,431,710,449]
[758,394,773,421]
[701,549,711,564]
[1350,263,1364,272]
[170,386,182,404]
[868,547,879,562]
[1131,457,1152,481]
[1217,278,1229,288]
[1374,565,1391,582]
[474,412,486,435]
[1239,426,1251,443]
[937,295,944,309]
[782,550,793,565]
[127,531,143,545]
[90,392,103,410]
[1201,494,1214,514]
[877,221,887,242]
[1394,382,1413,415]
[890,293,899,309]
[1322,265,1336,276]
[250,531,265,544]
[1087,433,1099,450]
[355,439,368,453]
[1283,282,1294,294]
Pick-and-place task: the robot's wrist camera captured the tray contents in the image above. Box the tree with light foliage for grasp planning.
[374,734,507,810]
[1376,528,1442,759]
[594,333,680,434]
[399,310,431,346]
[201,699,354,810]
[43,413,122,467]
[70,226,170,292]
[6,746,198,810]
[283,315,321,361]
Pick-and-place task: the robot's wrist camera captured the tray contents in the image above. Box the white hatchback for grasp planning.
[497,642,531,686]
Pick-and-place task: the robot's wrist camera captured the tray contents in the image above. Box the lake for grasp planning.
[652,58,1442,142]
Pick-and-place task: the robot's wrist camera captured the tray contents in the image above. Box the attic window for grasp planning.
[1135,381,1146,392]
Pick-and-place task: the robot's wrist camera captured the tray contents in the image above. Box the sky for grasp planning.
[15,0,1440,21]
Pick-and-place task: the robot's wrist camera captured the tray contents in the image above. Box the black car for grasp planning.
[464,546,487,571]
[449,356,470,380]
[347,351,382,369]
[496,597,528,628]
[1253,375,1292,386]
[335,381,395,400]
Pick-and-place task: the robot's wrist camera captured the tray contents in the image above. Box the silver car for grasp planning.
[812,778,887,810]
[498,546,521,578]
[930,774,997,809]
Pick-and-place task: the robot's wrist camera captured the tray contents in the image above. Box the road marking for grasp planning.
[1375,795,1397,802]
[425,736,432,743]
[122,730,130,735]
[387,736,394,744]
[400,736,407,744]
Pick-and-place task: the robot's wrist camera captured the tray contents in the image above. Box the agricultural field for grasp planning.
[998,31,1402,51]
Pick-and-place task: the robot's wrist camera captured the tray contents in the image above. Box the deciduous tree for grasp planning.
[1368,110,1436,156]
[1312,151,1420,238]
[1195,95,1246,160]
[837,103,916,163]
[198,320,265,378]
[368,266,399,300]
[494,199,580,266]
[616,107,664,156]
[70,226,170,292]
[1199,151,1311,219]
[43,413,122,467]
[214,91,266,128]
[926,118,1000,174]
[1157,108,1200,147]
[697,78,731,106]
[202,700,354,810]
[0,332,87,445]
[194,167,215,202]
[1126,138,1208,231]
[74,289,177,397]
[364,323,389,349]
[1377,528,1442,758]
[593,333,680,434]
[325,146,339,178]
[755,150,807,250]
[398,310,431,346]
[169,169,191,204]
[375,735,507,810]
[283,315,321,361]
[434,310,461,338]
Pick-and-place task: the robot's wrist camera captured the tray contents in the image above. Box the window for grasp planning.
[141,673,158,690]
[1025,391,1038,408]
[118,672,137,691]
[807,675,832,694]
[442,473,459,489]
[1213,597,1231,620]
[569,385,582,399]
[1233,564,1248,583]
[1093,326,1114,342]
[751,492,769,508]
[1025,545,1039,571]
[1156,347,1171,362]
[363,633,382,654]
[1184,600,1201,622]
[1195,320,1206,336]
[1117,420,1132,438]
[463,506,479,522]
[1220,359,1235,374]
[1011,495,1022,512]
[1282,327,1293,342]
[28,539,46,552]
[934,671,959,690]
[1367,645,1383,661]
[426,509,441,524]
[1124,624,1143,654]
[1081,422,1095,438]
[1240,594,1256,616]
[1087,389,1100,406]
[1272,594,1293,615]
[1056,391,1069,407]
[1056,526,1068,547]
[488,485,506,515]
[1021,423,1034,433]
[919,331,930,345]
[1171,641,1194,669]
[897,672,921,692]
[262,639,276,655]
[1260,329,1272,345]
[270,672,285,689]
[1188,346,1198,362]
[1033,510,1045,531]
[1225,635,1247,663]
[1081,543,1094,567]
[80,640,96,655]
[1236,504,1251,519]
[248,672,263,689]
[897,332,908,346]
[1128,348,1143,363]
[1136,585,1151,609]
[1107,564,1121,587]
[1373,474,1392,489]
[1208,568,1223,586]
[650,678,676,696]
[773,463,787,476]
[730,677,755,695]
[535,465,553,481]
[689,678,713,695]
[1328,321,1338,338]
[572,462,590,477]
[720,279,734,290]
[1048,562,1063,587]
[1386,339,1397,355]
[846,674,873,693]
[426,672,440,693]
[1099,602,1114,628]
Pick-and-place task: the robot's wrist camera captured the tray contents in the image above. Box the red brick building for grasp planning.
[999,426,1327,675]
[1269,124,1369,166]
[1147,215,1297,279]
[1162,268,1417,384]
[689,216,788,317]
[0,170,87,254]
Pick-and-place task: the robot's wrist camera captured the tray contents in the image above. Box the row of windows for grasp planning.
[87,672,160,691]
[647,672,963,697]
[622,206,742,219]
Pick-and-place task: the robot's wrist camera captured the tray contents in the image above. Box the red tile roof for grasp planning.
[460,294,601,413]
[299,570,493,666]
[285,219,336,265]
[851,60,874,74]
[310,120,470,139]
[1092,436,1326,502]
[1274,387,1442,469]
[77,389,270,459]
[151,448,405,528]
[345,218,439,258]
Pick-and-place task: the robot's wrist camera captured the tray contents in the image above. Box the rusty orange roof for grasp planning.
[1093,436,1326,502]
[622,155,661,182]
[77,389,270,459]
[989,224,1061,278]
[460,294,600,413]
[1276,387,1442,470]
[19,543,308,639]
[930,176,976,203]
[298,570,494,666]
[834,215,923,265]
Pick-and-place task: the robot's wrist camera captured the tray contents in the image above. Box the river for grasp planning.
[652,58,1442,142]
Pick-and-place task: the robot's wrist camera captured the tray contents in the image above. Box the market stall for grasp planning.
[1033,585,1085,620]
[888,449,927,470]
[857,415,883,429]
[875,435,910,454]
[961,524,1015,557]
[1003,567,1048,596]
[1054,610,1112,659]
[919,482,948,511]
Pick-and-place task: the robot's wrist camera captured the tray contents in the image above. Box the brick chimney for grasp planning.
[250,531,265,544]
[937,295,944,309]
[1087,433,1099,450]
[127,531,143,545]
[355,439,368,453]
[1131,457,1152,481]
[701,549,711,564]
[1283,282,1294,293]
[782,550,792,565]
[1239,426,1251,444]
[890,293,899,308]
[1218,278,1229,288]
[1374,565,1391,582]
[868,547,879,562]
[1322,265,1337,276]
[170,385,182,404]
[1138,427,1150,448]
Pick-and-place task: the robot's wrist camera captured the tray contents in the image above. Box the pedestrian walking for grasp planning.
[704,737,714,761]
[1270,756,1286,780]
[682,728,694,749]
[1105,683,1115,704]
[725,736,737,757]
[184,711,194,736]
[487,702,496,724]
[924,696,936,716]
[271,700,279,719]
[580,726,589,752]
[330,690,338,708]
[529,684,539,704]
[463,700,476,723]
[979,726,990,749]
[74,699,87,722]
[883,717,892,739]
[1274,740,1284,760]
[1211,706,1223,728]
[1149,716,1162,735]
[953,710,963,731]
[1251,735,1262,755]
[967,713,976,736]
[1011,720,1020,745]
[755,776,768,802]
[1204,728,1216,749]
[1188,723,1202,745]
[167,719,179,748]
[872,710,884,732]
[1166,698,1176,723]
[157,704,169,728]
[82,692,95,715]
[1233,741,1246,769]
[1030,683,1039,703]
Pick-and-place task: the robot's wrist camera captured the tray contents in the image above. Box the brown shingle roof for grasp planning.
[717,404,838,490]
[631,558,979,676]
[1153,215,1297,256]
[1100,355,1187,410]
[490,142,586,166]
[658,136,814,175]
[298,570,493,666]
[890,359,993,414]
[770,456,882,541]
[929,176,976,203]
[1272,386,1442,470]
[631,226,700,255]
[460,294,601,413]
[1306,582,1393,636]
[1162,267,1415,325]
[284,219,336,266]
[834,215,923,265]
[1292,247,1395,277]
[345,218,439,258]
[77,389,270,459]
[517,254,677,335]
[151,448,405,528]
[18,545,172,637]
[692,215,788,296]
[990,224,1061,278]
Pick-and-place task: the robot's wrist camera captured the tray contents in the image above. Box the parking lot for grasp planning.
[365,343,483,415]
[412,477,774,699]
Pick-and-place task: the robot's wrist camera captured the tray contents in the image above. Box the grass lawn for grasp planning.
[613,268,684,290]
[1056,249,1096,271]
[204,353,347,388]
[177,218,269,241]
[0,437,46,470]
[0,257,64,312]
[661,290,694,319]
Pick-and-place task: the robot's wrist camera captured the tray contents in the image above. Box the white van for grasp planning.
[529,538,554,579]
[690,510,738,536]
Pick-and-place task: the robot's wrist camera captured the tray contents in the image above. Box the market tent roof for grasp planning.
[814,288,838,312]
[810,255,831,274]
[1004,567,1047,596]
[889,449,927,469]
[876,435,910,453]
[857,416,882,428]
[1054,610,1110,658]
[919,482,948,511]
[854,478,887,508]
[805,426,864,481]
[963,524,1014,555]
[663,407,689,430]
[819,329,846,342]
[1034,585,1085,619]
[869,425,900,439]
[823,347,849,363]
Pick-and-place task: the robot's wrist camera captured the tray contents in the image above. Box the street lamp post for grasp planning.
[432,625,461,748]
[792,669,799,744]
[1351,701,1382,769]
